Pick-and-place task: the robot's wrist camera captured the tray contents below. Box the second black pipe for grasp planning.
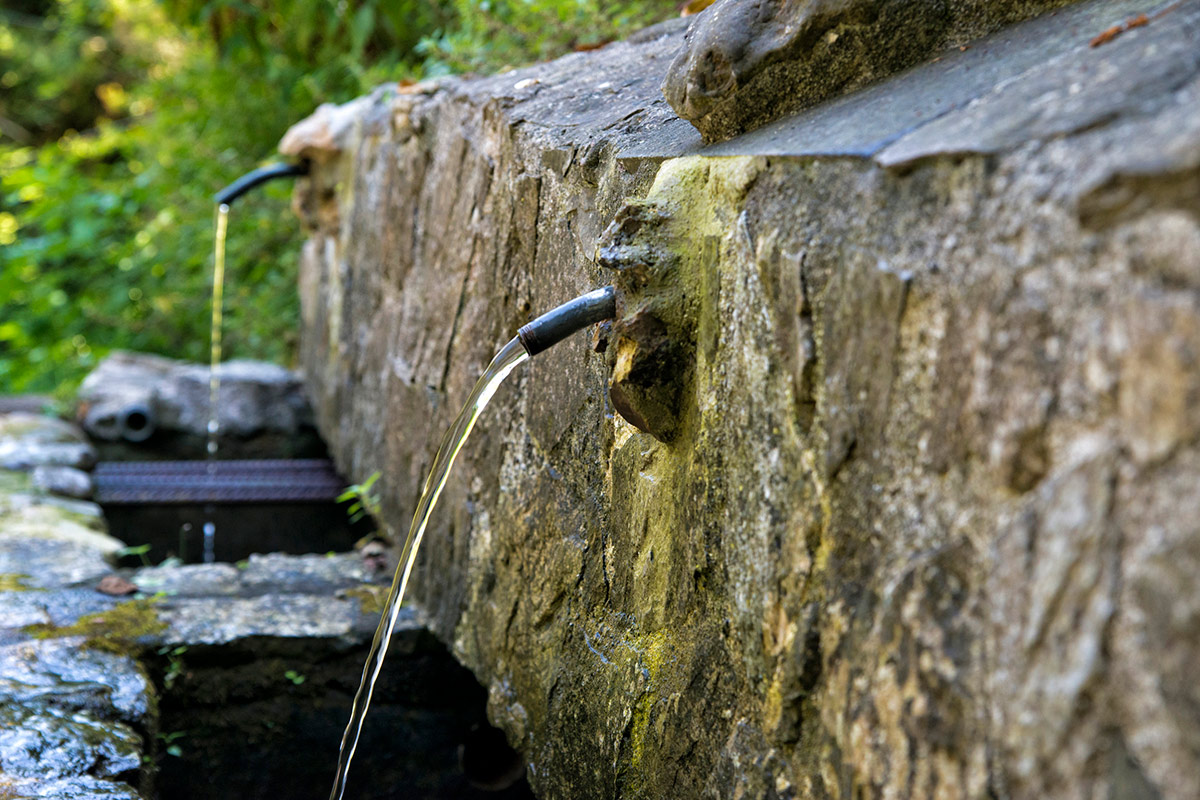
[215,161,310,206]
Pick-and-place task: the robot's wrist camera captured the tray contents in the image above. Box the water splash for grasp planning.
[204,203,230,564]
[202,521,216,564]
[329,336,529,800]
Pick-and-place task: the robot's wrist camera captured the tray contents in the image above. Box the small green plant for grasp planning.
[158,730,186,758]
[158,644,188,689]
[116,543,153,566]
[337,470,382,523]
[283,669,307,686]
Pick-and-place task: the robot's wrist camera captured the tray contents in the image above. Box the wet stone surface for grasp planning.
[0,637,153,725]
[0,704,142,781]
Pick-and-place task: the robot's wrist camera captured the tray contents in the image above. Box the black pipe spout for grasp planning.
[214,160,310,206]
[517,286,616,357]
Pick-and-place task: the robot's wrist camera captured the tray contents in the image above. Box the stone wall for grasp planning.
[282,1,1200,797]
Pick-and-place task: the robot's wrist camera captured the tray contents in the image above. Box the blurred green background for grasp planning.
[0,0,678,396]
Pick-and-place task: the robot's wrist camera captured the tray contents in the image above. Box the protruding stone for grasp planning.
[0,413,96,471]
[279,93,379,162]
[599,201,696,442]
[0,704,141,781]
[0,637,153,725]
[607,310,691,442]
[663,0,1075,143]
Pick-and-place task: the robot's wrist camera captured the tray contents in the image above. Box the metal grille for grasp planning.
[93,459,346,504]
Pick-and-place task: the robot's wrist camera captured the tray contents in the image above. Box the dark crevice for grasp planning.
[147,633,534,800]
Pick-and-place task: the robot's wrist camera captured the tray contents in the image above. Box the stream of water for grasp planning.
[204,203,230,564]
[328,336,530,800]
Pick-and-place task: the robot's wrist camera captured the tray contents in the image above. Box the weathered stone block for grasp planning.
[283,2,1200,798]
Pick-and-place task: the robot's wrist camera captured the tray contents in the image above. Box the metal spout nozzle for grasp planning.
[517,286,616,356]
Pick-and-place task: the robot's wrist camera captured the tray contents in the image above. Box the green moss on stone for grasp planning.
[24,596,166,654]
[0,470,33,494]
[343,584,390,616]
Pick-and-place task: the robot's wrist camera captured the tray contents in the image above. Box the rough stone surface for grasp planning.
[287,1,1200,798]
[0,637,153,725]
[156,592,374,646]
[31,465,94,499]
[662,0,1079,143]
[0,704,141,779]
[0,537,119,591]
[0,589,128,631]
[1,775,144,799]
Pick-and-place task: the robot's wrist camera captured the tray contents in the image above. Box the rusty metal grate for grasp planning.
[93,459,346,504]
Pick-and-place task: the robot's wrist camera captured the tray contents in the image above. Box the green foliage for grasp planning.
[420,0,678,75]
[117,542,153,566]
[1,3,305,394]
[1,0,677,394]
[0,0,154,144]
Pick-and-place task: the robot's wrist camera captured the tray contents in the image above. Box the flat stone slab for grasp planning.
[0,538,117,591]
[0,589,126,632]
[128,551,372,597]
[156,591,386,646]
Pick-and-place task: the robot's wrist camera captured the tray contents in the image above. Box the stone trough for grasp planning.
[0,410,532,799]
[75,352,368,565]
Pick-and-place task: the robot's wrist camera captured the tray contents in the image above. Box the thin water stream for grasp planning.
[204,202,230,564]
[329,336,529,800]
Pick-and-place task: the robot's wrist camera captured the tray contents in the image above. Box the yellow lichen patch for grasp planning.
[626,628,675,781]
[0,573,37,592]
[24,596,166,654]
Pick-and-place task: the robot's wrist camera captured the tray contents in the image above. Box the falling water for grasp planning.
[328,336,529,800]
[204,203,230,564]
